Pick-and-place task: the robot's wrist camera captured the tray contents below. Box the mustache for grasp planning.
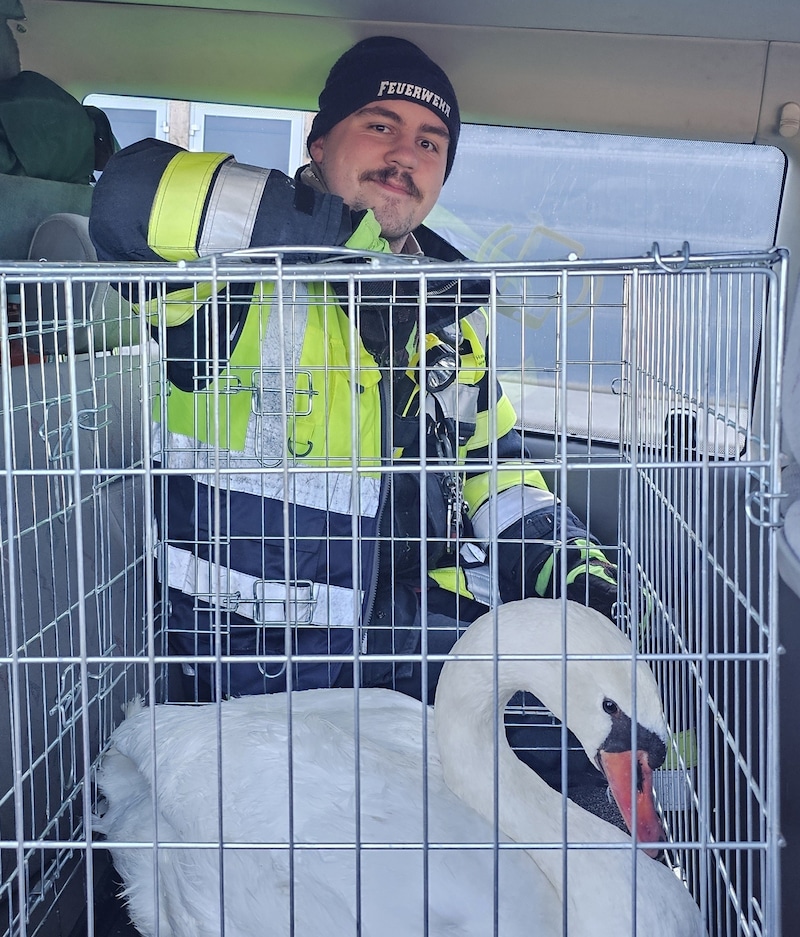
[360,168,423,201]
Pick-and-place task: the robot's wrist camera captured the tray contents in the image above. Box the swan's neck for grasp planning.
[433,654,629,880]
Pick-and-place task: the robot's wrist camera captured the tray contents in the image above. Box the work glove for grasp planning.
[563,541,653,634]
[566,575,619,620]
[496,507,622,623]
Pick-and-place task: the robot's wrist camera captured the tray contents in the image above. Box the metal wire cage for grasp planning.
[0,244,786,936]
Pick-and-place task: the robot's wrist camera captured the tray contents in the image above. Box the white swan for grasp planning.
[94,598,706,936]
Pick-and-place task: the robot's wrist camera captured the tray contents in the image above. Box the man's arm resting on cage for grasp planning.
[88,137,390,284]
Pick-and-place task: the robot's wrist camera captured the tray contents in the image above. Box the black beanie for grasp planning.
[307,36,460,181]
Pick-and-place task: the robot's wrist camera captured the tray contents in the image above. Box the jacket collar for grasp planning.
[297,163,490,327]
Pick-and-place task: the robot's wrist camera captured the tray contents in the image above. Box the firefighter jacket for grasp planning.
[89,138,611,694]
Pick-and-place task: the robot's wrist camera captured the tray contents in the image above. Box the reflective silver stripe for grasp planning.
[198,466,380,516]
[198,160,270,255]
[459,541,487,565]
[464,307,488,346]
[251,279,309,466]
[429,381,481,431]
[462,564,494,606]
[163,545,360,626]
[156,426,381,516]
[470,485,556,544]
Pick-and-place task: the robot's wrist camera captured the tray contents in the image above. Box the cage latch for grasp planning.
[250,368,317,465]
[252,578,316,626]
[251,368,316,417]
[195,374,244,395]
[192,589,241,614]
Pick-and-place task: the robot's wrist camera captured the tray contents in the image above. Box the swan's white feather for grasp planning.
[95,598,706,937]
[96,686,561,936]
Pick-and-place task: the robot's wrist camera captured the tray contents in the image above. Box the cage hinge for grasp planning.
[38,403,113,519]
[49,648,118,767]
[39,403,112,463]
[744,488,787,529]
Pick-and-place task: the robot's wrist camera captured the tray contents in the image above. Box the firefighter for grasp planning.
[89,36,619,707]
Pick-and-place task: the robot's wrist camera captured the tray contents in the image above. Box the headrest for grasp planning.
[24,212,136,355]
[28,211,96,262]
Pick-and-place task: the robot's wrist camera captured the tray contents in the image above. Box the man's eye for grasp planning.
[420,140,439,152]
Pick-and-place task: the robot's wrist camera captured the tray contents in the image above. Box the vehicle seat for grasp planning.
[0,172,92,259]
[24,211,137,355]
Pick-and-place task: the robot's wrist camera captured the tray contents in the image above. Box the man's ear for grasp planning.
[309,136,324,162]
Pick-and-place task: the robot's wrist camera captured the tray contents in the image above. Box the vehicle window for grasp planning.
[189,103,307,175]
[434,126,783,260]
[431,127,784,443]
[84,94,308,175]
[84,94,170,150]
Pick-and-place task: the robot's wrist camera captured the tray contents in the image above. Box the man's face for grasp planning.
[309,99,449,249]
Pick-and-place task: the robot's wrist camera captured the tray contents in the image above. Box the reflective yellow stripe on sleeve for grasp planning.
[467,393,519,452]
[463,465,549,516]
[149,151,230,262]
[428,567,475,599]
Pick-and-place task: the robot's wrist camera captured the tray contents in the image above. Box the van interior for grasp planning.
[2,1,799,935]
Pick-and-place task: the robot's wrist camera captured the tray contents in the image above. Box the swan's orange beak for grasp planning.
[598,749,665,858]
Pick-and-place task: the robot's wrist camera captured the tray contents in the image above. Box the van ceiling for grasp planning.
[49,0,800,43]
[18,0,800,152]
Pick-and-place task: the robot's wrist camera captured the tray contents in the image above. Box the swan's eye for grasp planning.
[602,698,619,715]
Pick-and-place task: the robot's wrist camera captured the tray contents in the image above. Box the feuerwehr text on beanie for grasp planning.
[307,36,461,180]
